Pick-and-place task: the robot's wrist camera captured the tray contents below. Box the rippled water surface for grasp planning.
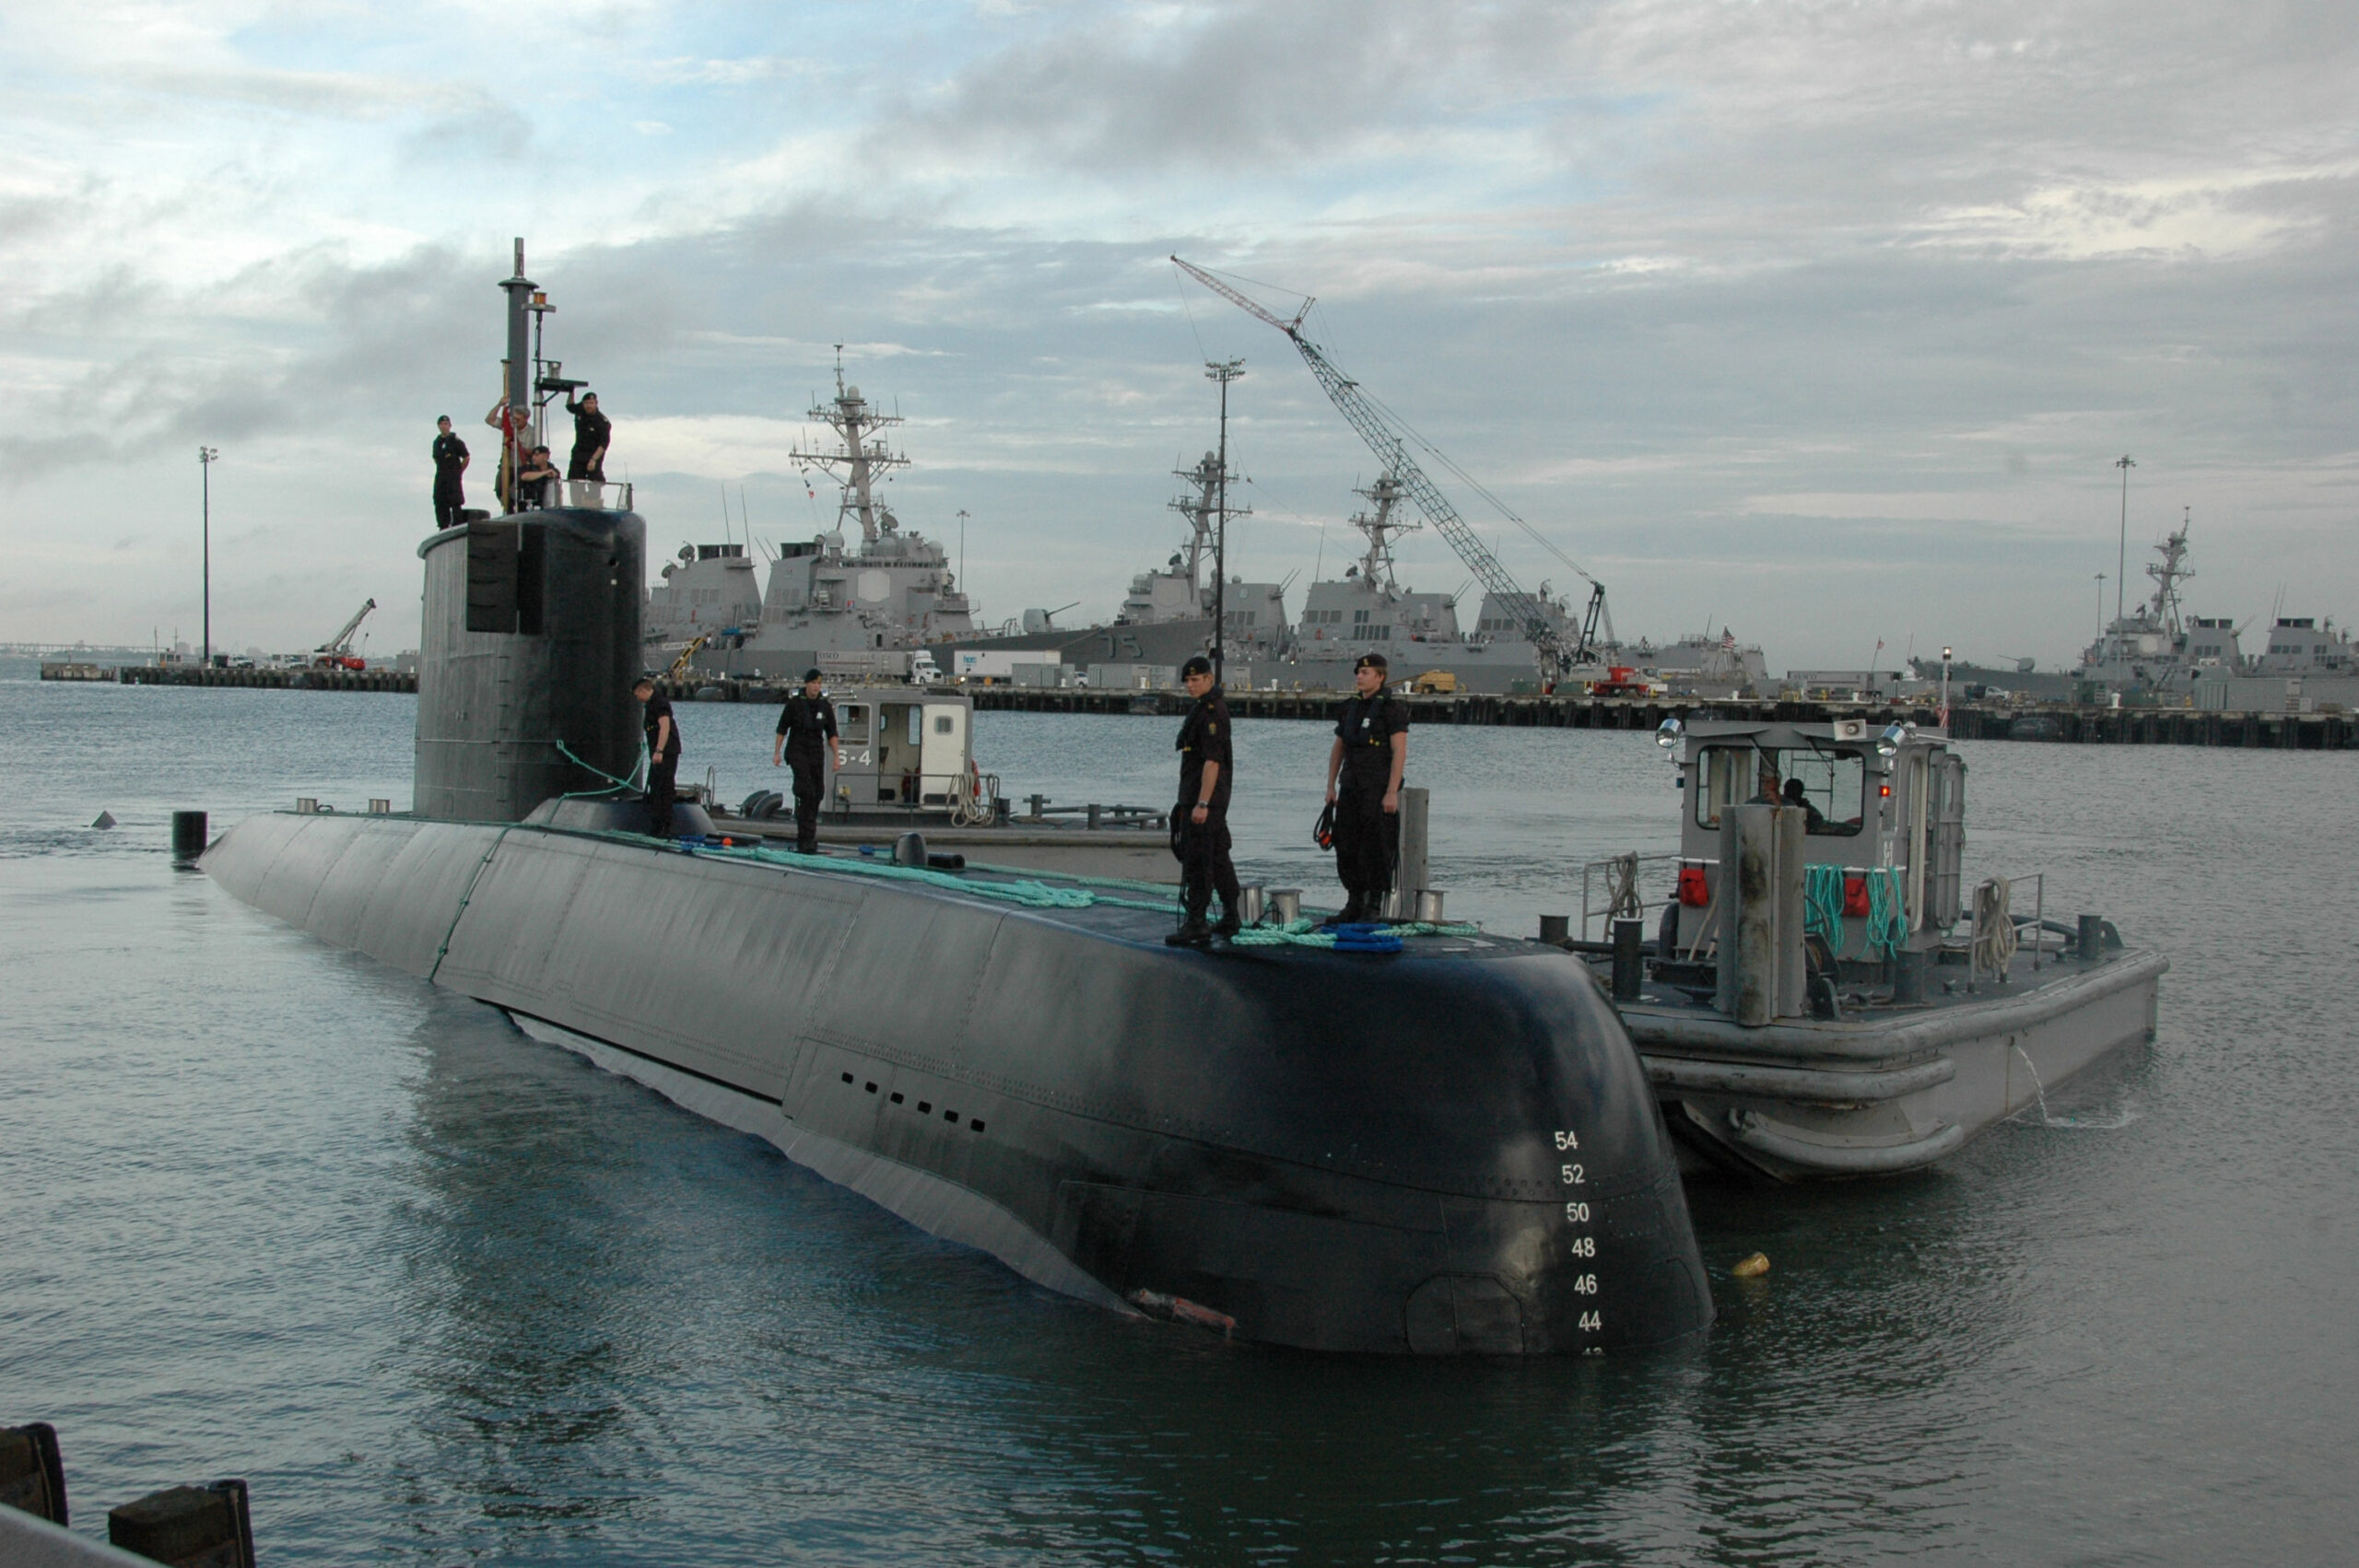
[4,680,2354,1564]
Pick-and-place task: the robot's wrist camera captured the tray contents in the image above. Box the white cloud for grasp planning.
[0,0,2353,668]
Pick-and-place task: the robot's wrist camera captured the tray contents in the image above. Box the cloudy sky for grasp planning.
[4,0,2352,670]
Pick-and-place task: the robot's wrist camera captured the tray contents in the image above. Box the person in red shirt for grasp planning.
[482,393,538,512]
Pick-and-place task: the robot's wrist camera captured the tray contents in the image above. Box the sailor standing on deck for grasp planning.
[1168,653,1242,947]
[1323,652,1408,924]
[565,391,609,505]
[635,676,682,838]
[430,416,469,528]
[772,668,842,855]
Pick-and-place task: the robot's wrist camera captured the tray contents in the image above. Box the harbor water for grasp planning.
[4,680,2353,1564]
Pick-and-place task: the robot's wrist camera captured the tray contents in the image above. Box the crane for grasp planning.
[1171,256,1607,678]
[665,632,715,684]
[314,599,376,670]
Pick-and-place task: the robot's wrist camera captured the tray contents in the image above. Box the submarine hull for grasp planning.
[205,810,1713,1354]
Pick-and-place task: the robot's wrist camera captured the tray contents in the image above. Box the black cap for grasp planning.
[1354,652,1390,673]
[1180,654,1214,678]
[803,667,824,683]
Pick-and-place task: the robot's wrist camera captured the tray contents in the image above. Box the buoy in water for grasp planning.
[90,811,117,830]
[1731,1252,1771,1278]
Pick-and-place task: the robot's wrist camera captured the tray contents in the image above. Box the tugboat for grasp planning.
[1571,717,2167,1179]
[197,242,1716,1354]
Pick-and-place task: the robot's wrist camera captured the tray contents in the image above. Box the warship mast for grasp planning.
[1347,473,1414,591]
[792,347,910,548]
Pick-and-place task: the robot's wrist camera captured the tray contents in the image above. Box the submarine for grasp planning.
[199,249,1713,1355]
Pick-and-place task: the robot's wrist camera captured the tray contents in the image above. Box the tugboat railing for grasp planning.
[1579,852,1685,942]
[1967,870,2048,987]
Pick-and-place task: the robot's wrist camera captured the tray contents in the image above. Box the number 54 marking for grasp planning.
[1554,1130,1579,1150]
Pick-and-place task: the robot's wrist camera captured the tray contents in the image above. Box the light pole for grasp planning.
[1940,646,1953,730]
[198,446,220,665]
[2113,454,2135,625]
[956,508,970,591]
[2095,572,2107,645]
[1204,357,1245,681]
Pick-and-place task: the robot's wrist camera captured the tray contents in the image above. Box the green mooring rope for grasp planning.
[1228,916,1485,950]
[1802,864,1910,961]
[704,840,1182,912]
[597,820,1489,942]
[555,739,648,800]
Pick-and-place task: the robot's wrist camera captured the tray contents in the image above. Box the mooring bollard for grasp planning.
[170,811,208,864]
[1894,946,1928,1004]
[108,1479,253,1568]
[2078,913,2105,962]
[1537,914,1570,947]
[0,1421,68,1524]
[1612,919,1644,1001]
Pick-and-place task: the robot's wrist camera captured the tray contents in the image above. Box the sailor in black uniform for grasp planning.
[1168,653,1241,946]
[430,416,469,528]
[635,676,681,837]
[565,391,610,498]
[772,668,842,854]
[1323,651,1409,923]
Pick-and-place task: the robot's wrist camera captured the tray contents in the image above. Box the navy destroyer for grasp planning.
[651,384,1291,685]
[645,357,976,683]
[196,244,1714,1355]
[1909,512,2329,705]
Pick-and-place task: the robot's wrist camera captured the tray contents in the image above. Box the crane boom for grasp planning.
[319,599,376,655]
[1171,257,1595,674]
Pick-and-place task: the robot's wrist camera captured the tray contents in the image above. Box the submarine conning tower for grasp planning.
[414,236,646,824]
[414,509,645,821]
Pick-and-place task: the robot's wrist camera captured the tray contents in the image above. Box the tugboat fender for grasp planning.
[1646,1054,1956,1106]
[1720,1107,1968,1174]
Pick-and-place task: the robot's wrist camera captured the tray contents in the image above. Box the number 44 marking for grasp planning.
[1579,1310,1602,1332]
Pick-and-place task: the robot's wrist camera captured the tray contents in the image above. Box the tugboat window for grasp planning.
[1695,746,1865,836]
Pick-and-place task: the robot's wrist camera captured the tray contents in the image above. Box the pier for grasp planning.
[47,661,419,693]
[35,662,2353,748]
[953,685,2354,750]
